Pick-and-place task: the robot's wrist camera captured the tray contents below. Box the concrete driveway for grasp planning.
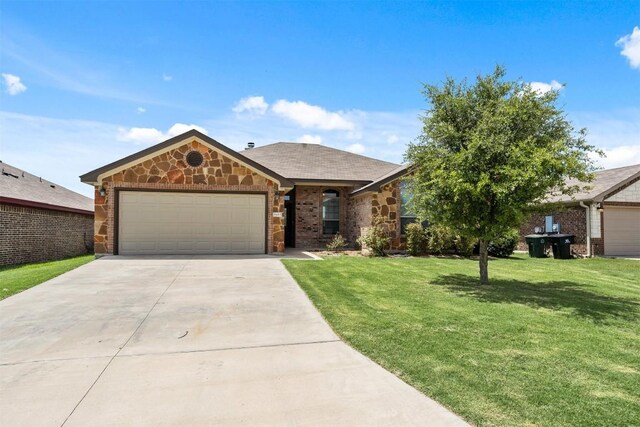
[0,256,467,426]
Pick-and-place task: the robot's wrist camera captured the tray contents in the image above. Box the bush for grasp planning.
[358,215,390,256]
[487,229,519,258]
[326,234,348,252]
[454,235,476,257]
[424,224,476,256]
[425,224,456,254]
[406,223,428,256]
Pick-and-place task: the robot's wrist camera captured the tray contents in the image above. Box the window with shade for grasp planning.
[322,189,340,235]
[400,182,417,234]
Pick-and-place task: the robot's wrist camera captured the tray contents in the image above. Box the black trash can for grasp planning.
[525,235,548,258]
[548,234,575,259]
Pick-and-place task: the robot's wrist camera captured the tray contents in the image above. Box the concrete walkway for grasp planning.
[0,256,468,426]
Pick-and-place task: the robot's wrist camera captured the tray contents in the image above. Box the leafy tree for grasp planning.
[405,66,600,284]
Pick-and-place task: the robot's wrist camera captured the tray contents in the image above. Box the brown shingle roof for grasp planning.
[242,142,400,182]
[548,163,640,203]
[0,161,93,213]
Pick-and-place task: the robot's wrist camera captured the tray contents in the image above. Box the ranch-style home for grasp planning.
[80,129,412,256]
[1,161,94,266]
[517,163,640,257]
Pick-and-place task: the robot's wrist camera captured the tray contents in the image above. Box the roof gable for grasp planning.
[80,130,293,188]
[547,163,640,203]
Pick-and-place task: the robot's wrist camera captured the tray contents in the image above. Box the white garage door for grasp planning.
[118,191,266,255]
[604,207,640,257]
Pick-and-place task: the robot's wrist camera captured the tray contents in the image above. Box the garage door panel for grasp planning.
[604,207,640,256]
[118,192,266,255]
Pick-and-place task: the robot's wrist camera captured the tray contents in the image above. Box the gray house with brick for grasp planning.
[80,130,413,256]
[1,161,94,266]
[518,164,640,257]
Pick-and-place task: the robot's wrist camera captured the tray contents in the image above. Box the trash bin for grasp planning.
[525,234,548,258]
[548,234,575,259]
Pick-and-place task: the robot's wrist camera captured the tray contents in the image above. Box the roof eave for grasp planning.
[80,130,294,189]
[350,165,410,196]
[0,196,94,215]
[592,170,640,202]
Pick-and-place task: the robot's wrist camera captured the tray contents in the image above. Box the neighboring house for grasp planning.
[80,130,412,256]
[517,164,640,257]
[1,161,94,266]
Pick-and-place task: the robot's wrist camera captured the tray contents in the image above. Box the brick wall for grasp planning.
[517,206,590,254]
[345,193,372,245]
[0,203,94,266]
[294,185,352,248]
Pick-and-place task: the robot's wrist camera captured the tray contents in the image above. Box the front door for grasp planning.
[284,191,295,247]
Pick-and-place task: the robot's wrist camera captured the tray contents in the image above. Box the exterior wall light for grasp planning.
[99,187,106,197]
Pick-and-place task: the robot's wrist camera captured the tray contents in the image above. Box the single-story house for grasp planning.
[1,161,94,266]
[517,163,640,257]
[80,130,411,255]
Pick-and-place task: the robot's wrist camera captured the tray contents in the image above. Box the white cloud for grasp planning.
[616,26,640,69]
[594,145,640,169]
[166,123,208,137]
[296,134,323,144]
[271,99,355,130]
[232,96,269,115]
[387,134,399,144]
[162,74,173,81]
[529,80,563,95]
[117,123,208,145]
[117,127,164,144]
[346,143,366,154]
[136,107,146,114]
[572,108,640,169]
[2,73,27,95]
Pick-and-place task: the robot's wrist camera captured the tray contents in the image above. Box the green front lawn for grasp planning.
[0,255,94,300]
[283,254,640,427]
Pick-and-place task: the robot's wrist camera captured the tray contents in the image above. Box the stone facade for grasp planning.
[94,138,285,255]
[0,203,94,266]
[372,181,404,250]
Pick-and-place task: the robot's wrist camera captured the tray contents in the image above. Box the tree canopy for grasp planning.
[405,66,601,284]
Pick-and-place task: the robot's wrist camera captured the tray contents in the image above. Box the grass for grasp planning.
[283,254,640,427]
[0,255,94,300]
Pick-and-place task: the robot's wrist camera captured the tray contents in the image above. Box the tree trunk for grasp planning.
[478,239,489,285]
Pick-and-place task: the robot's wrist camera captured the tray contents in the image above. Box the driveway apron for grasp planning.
[0,256,468,426]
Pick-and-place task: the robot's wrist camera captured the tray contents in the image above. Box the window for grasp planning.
[186,151,204,167]
[322,189,340,234]
[400,182,417,234]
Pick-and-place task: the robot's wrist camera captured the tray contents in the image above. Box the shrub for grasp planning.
[405,223,428,256]
[454,235,476,257]
[326,233,348,252]
[488,229,519,258]
[358,215,390,256]
[424,224,475,256]
[426,224,456,254]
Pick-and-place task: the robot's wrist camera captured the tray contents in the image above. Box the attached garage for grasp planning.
[604,206,640,257]
[118,191,266,255]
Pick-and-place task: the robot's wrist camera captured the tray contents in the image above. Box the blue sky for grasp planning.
[1,1,639,197]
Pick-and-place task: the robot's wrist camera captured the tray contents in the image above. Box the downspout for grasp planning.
[579,201,591,257]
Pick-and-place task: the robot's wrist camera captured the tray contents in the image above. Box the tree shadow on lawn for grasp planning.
[430,274,640,323]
